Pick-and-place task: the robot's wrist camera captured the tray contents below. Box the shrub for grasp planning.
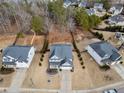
[0,67,14,74]
[79,57,82,61]
[40,58,43,61]
[99,65,110,71]
[59,69,62,71]
[39,63,42,66]
[31,15,43,33]
[71,69,74,72]
[78,54,81,57]
[101,14,110,20]
[42,54,44,57]
[82,66,85,69]
[0,49,3,53]
[81,62,83,65]
[94,32,104,40]
[17,32,24,38]
[105,26,122,32]
[120,61,123,64]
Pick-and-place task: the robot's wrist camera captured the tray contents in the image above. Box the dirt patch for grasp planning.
[15,35,44,51]
[0,35,16,49]
[48,25,72,44]
[73,28,94,41]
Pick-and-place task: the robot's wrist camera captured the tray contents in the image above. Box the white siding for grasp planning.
[117,22,124,26]
[16,47,35,68]
[60,67,72,70]
[26,47,35,68]
[86,45,104,66]
[16,62,28,68]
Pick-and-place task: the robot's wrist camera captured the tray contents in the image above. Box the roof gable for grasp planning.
[89,41,120,61]
[3,45,33,63]
[49,44,73,68]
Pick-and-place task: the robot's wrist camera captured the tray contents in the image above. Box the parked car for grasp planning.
[103,89,117,93]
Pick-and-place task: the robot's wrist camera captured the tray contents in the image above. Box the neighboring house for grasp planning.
[49,44,73,70]
[79,1,90,8]
[63,0,71,8]
[107,15,124,26]
[86,8,96,16]
[86,41,122,66]
[63,0,79,8]
[115,32,124,42]
[2,45,35,68]
[109,4,123,16]
[94,3,104,12]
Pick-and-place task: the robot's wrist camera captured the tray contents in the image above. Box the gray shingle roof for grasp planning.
[86,8,95,16]
[113,4,123,11]
[49,44,73,67]
[3,45,32,64]
[89,41,121,61]
[94,3,103,8]
[50,44,72,60]
[59,57,73,67]
[109,15,124,23]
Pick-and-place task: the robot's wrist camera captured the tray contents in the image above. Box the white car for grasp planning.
[103,89,117,93]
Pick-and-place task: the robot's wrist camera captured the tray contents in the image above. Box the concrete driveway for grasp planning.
[60,70,72,93]
[112,64,124,79]
[6,68,27,93]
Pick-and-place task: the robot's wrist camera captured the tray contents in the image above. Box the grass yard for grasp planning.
[72,52,122,90]
[72,37,122,90]
[83,53,122,88]
[22,53,60,89]
[72,53,94,90]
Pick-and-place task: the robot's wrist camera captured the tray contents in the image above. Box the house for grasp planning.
[63,0,71,8]
[94,3,104,12]
[107,15,124,26]
[109,4,123,16]
[63,0,79,8]
[86,41,122,66]
[86,5,105,16]
[49,44,73,70]
[115,32,124,42]
[78,1,90,8]
[2,45,35,68]
[86,8,96,16]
